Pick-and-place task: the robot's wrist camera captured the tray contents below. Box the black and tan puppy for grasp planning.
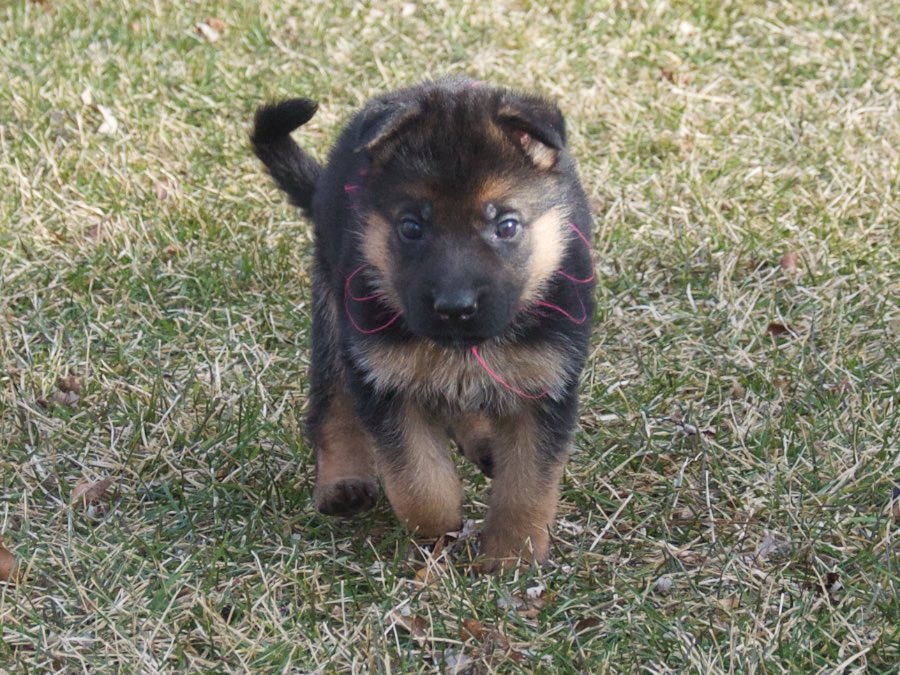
[252,77,595,570]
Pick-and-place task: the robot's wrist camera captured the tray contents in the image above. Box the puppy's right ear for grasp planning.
[354,101,423,156]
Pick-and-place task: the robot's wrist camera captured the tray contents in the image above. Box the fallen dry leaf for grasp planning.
[767,322,795,337]
[499,588,548,620]
[72,477,113,507]
[154,178,180,202]
[0,537,19,583]
[86,221,104,242]
[50,388,79,407]
[779,252,799,271]
[443,649,473,673]
[162,243,179,261]
[459,617,485,641]
[57,375,81,394]
[717,595,740,611]
[574,616,601,632]
[413,561,447,588]
[386,608,428,642]
[205,17,227,32]
[482,625,525,663]
[196,19,222,42]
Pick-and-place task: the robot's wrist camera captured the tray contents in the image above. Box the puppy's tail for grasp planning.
[251,98,322,215]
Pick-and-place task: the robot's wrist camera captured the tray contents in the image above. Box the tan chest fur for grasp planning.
[351,338,571,410]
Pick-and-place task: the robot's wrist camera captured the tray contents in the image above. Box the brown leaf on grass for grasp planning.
[779,252,799,271]
[0,537,19,584]
[412,534,449,587]
[574,617,601,632]
[767,322,796,337]
[196,19,224,42]
[386,608,428,642]
[413,561,447,588]
[50,388,79,407]
[72,477,113,509]
[459,617,485,641]
[482,625,525,664]
[498,586,549,619]
[659,67,692,86]
[717,595,740,611]
[162,244,179,261]
[57,375,81,394]
[809,571,842,604]
[154,177,181,202]
[86,221,104,242]
[443,649,474,673]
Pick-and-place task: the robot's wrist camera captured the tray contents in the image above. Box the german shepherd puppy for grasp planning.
[252,77,594,570]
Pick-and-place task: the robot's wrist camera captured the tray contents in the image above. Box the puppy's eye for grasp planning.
[398,218,424,241]
[495,217,520,240]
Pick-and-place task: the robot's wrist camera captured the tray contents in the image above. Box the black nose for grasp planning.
[433,290,478,321]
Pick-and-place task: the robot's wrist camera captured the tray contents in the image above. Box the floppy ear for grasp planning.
[354,101,424,157]
[497,94,567,170]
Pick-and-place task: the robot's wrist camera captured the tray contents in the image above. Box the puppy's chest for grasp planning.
[352,338,570,409]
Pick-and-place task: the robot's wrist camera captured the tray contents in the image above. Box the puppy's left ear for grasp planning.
[497,94,567,170]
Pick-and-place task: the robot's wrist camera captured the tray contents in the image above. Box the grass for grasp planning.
[1,0,897,672]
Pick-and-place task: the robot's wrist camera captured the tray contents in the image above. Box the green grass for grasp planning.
[1,0,897,672]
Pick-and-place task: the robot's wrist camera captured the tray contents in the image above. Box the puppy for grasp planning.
[252,77,595,570]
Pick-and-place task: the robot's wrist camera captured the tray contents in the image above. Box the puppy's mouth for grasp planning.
[407,316,507,349]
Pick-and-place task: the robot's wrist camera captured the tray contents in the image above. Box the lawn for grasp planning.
[1,0,897,672]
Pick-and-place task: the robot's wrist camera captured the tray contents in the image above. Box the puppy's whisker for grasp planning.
[470,346,548,400]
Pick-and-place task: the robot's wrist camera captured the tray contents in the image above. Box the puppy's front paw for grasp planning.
[314,478,378,517]
[479,525,550,573]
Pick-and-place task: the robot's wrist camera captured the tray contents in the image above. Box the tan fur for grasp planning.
[354,337,570,409]
[518,133,558,170]
[479,411,568,571]
[451,412,493,460]
[378,403,464,536]
[473,175,516,208]
[360,212,406,310]
[520,208,568,306]
[312,384,378,512]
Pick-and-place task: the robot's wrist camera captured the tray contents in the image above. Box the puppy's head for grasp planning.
[357,80,574,347]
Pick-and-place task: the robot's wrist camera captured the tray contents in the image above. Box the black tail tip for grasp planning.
[251,98,319,145]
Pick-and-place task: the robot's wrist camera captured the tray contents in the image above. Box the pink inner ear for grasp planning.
[512,129,531,144]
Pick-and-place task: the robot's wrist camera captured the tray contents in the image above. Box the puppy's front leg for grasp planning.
[377,401,464,537]
[480,408,569,572]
